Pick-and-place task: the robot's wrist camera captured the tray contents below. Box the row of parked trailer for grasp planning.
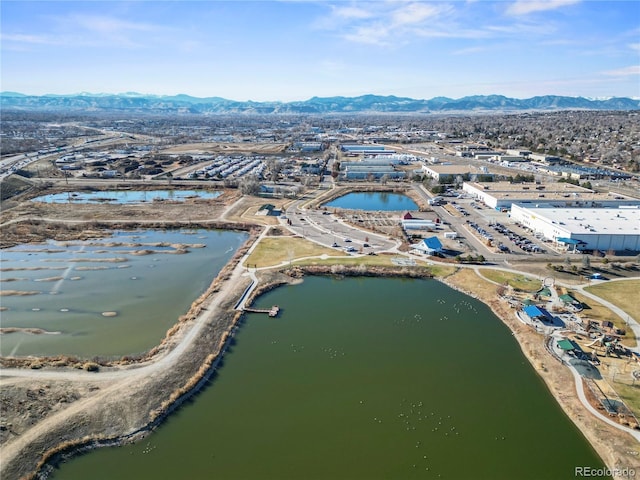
[191,155,266,179]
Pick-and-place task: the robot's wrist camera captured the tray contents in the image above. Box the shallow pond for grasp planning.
[31,190,221,204]
[0,229,247,358]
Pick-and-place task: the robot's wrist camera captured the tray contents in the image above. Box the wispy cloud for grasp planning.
[1,33,61,45]
[332,5,374,20]
[320,2,455,46]
[602,65,640,77]
[390,3,446,26]
[321,1,568,47]
[506,0,581,16]
[3,12,171,50]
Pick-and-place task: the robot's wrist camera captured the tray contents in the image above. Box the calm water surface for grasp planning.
[325,192,418,211]
[0,229,246,358]
[32,190,221,204]
[52,277,607,480]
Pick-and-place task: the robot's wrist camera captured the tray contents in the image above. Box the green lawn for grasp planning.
[244,237,341,268]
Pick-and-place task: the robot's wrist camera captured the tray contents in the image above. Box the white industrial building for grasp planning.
[510,205,640,252]
[421,164,491,182]
[401,219,436,230]
[341,165,405,180]
[462,182,640,210]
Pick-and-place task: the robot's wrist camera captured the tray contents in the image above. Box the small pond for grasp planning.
[324,192,418,211]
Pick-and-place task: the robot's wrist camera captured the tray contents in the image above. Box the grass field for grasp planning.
[584,279,640,324]
[478,269,540,292]
[447,269,499,299]
[294,254,456,277]
[244,237,341,268]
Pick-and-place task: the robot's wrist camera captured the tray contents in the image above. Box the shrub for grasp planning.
[83,362,100,372]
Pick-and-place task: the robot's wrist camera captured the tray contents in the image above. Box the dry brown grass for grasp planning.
[478,269,540,292]
[223,196,291,225]
[585,279,640,324]
[568,290,636,347]
[446,268,499,299]
[159,143,288,155]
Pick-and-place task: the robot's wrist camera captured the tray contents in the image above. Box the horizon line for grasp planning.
[1,91,637,103]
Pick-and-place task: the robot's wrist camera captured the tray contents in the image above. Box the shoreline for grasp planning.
[439,268,640,471]
[2,264,638,478]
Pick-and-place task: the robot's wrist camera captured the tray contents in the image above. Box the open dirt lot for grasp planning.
[159,142,288,155]
[1,180,639,478]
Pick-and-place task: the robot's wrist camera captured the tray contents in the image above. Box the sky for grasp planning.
[1,1,639,101]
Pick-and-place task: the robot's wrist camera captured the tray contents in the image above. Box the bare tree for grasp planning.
[239,175,261,196]
[265,158,283,183]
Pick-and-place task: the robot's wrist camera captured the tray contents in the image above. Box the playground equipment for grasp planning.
[585,335,605,348]
[585,335,630,357]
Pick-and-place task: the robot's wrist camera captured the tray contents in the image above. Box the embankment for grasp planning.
[441,269,640,472]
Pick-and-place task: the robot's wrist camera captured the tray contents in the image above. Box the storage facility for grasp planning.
[510,204,640,252]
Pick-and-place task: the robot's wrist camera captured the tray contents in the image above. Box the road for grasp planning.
[0,126,154,182]
[285,196,399,254]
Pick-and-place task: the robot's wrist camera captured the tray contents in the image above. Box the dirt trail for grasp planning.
[0,231,254,479]
[0,193,255,478]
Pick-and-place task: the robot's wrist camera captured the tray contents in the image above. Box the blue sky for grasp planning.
[1,1,639,101]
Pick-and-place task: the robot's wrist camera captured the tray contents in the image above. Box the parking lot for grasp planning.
[429,190,558,258]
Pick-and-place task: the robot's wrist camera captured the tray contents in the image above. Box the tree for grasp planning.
[581,255,591,270]
[380,174,389,185]
[265,158,283,183]
[239,175,261,196]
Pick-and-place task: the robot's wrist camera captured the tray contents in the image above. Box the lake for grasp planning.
[324,192,418,211]
[0,229,247,358]
[51,276,607,479]
[31,190,221,204]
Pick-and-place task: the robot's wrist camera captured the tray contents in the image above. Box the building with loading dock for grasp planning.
[510,205,640,253]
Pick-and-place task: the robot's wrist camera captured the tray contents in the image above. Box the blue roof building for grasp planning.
[412,236,443,255]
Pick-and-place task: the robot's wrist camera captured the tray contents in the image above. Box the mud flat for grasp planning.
[0,232,258,480]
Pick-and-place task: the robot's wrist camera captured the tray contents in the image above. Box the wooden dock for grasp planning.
[243,305,280,317]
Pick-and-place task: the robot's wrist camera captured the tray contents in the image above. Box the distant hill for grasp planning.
[1,92,638,114]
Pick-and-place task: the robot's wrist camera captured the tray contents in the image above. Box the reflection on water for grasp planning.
[325,192,418,211]
[31,190,221,204]
[52,277,605,480]
[0,229,247,358]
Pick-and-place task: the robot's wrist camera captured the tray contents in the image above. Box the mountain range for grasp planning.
[1,92,639,114]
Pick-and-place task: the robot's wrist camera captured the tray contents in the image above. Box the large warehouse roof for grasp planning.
[517,207,640,236]
[465,181,590,194]
[463,181,640,206]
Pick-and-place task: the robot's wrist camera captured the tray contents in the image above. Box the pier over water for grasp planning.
[242,305,280,317]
